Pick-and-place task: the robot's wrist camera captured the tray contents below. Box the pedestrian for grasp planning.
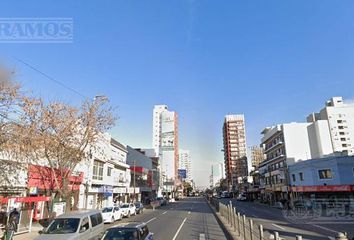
[3,216,17,240]
[9,209,19,224]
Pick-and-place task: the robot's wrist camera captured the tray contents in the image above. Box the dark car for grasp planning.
[134,202,144,214]
[156,197,167,206]
[101,222,153,240]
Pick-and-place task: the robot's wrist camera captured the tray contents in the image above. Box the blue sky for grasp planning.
[1,0,354,187]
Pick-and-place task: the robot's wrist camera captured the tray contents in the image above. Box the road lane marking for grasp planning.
[272,224,286,231]
[162,211,168,215]
[146,217,156,223]
[172,218,187,240]
[313,225,338,234]
[199,233,206,240]
[251,214,258,218]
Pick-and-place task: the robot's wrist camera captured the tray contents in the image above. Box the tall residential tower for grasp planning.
[152,105,179,193]
[223,114,248,191]
[179,150,192,182]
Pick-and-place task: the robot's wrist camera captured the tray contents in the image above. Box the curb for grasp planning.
[205,198,240,240]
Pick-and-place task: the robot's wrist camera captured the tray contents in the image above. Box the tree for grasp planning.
[0,68,25,187]
[183,181,193,195]
[15,96,115,210]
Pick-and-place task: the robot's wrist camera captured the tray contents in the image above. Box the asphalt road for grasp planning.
[105,197,228,240]
[218,198,354,240]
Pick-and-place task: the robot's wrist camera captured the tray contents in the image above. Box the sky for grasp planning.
[1,0,354,187]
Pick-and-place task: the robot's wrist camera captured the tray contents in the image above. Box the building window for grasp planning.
[292,174,296,182]
[337,120,343,124]
[318,169,332,180]
[340,132,345,135]
[107,167,112,177]
[299,172,304,181]
[341,138,346,141]
[93,160,104,180]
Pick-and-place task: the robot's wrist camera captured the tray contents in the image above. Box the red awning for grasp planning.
[1,196,51,204]
[291,185,354,192]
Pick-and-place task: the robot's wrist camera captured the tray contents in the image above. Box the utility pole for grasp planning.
[133,160,136,202]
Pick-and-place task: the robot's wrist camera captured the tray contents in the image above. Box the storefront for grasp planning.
[27,164,83,211]
[291,185,354,217]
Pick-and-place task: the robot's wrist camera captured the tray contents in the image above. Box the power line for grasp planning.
[14,57,88,99]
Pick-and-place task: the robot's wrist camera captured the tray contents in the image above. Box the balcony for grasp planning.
[264,141,283,154]
[262,154,285,165]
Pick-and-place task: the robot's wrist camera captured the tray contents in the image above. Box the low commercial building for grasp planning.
[127,146,154,204]
[289,155,354,200]
[81,134,131,209]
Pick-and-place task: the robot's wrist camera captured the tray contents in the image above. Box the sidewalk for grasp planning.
[13,225,41,240]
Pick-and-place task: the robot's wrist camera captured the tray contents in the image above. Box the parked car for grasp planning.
[156,197,167,206]
[120,203,136,218]
[221,191,230,198]
[102,206,123,224]
[134,202,144,214]
[35,210,104,240]
[237,193,247,201]
[101,222,153,240]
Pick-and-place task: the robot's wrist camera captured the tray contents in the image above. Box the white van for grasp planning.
[35,210,104,240]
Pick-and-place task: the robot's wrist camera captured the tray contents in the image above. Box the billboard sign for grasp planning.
[161,131,175,151]
[178,169,187,179]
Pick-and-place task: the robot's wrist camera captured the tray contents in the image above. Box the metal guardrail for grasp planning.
[207,197,349,240]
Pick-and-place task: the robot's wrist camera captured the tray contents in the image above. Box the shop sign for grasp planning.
[127,187,140,194]
[98,185,113,193]
[29,187,38,195]
[291,185,354,192]
[113,187,127,194]
[53,202,66,216]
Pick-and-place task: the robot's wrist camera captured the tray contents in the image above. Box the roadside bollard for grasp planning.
[259,224,264,240]
[233,207,237,233]
[227,205,230,223]
[335,232,348,240]
[275,232,280,240]
[237,212,241,237]
[249,219,254,240]
[269,234,275,240]
[242,215,246,239]
[296,236,303,240]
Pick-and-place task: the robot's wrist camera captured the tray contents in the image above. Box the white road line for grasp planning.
[172,218,187,240]
[146,217,157,224]
[199,233,206,240]
[162,211,168,215]
[328,237,335,240]
[251,214,258,218]
[313,225,338,234]
[272,223,286,231]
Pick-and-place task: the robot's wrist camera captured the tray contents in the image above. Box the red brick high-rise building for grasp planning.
[223,115,248,191]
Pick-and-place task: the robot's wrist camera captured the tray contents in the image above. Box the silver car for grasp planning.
[35,210,104,240]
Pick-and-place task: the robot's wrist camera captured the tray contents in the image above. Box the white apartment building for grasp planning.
[152,105,179,193]
[179,150,192,182]
[153,105,168,156]
[307,96,354,155]
[259,97,353,202]
[78,134,131,209]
